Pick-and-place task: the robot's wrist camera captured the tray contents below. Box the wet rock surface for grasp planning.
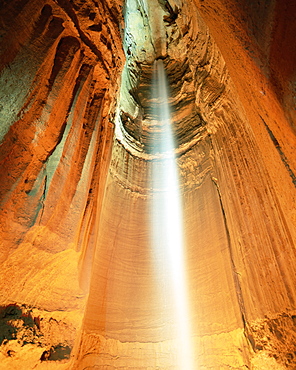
[247,312,296,368]
[0,304,75,368]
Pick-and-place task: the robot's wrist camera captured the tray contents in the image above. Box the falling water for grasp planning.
[151,60,195,369]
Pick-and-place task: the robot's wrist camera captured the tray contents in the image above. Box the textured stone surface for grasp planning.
[0,0,296,369]
[0,0,124,368]
[0,304,76,369]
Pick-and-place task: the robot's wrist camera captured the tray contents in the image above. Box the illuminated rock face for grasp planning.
[0,0,124,367]
[0,0,296,369]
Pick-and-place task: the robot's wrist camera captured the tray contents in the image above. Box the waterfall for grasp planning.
[151,59,195,369]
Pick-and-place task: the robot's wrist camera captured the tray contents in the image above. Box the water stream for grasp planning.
[151,59,195,369]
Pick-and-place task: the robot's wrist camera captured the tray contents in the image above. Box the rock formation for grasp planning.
[0,0,295,369]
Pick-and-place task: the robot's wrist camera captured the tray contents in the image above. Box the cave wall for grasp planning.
[0,0,124,367]
[74,0,296,368]
[193,1,296,366]
[0,0,295,369]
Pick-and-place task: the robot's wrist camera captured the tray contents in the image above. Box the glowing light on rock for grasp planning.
[151,59,195,369]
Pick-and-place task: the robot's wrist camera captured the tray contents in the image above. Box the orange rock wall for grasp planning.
[193,0,296,367]
[0,0,124,367]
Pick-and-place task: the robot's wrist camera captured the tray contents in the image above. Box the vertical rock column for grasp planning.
[0,0,124,368]
[193,0,296,368]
